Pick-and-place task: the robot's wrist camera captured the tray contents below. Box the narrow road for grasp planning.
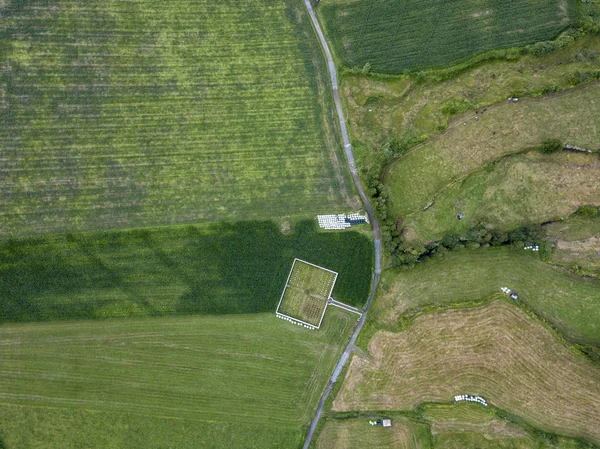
[302,1,382,447]
[328,298,363,315]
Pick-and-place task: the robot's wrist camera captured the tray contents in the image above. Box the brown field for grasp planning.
[317,417,425,449]
[333,302,600,444]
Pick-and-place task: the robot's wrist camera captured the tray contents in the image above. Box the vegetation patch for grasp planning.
[333,301,600,445]
[278,259,337,327]
[0,0,353,236]
[319,0,575,73]
[384,83,600,219]
[0,220,373,323]
[344,36,600,153]
[0,308,354,448]
[316,415,430,449]
[402,151,600,244]
[371,246,600,345]
[546,212,600,274]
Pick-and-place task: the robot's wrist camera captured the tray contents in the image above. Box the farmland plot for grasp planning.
[334,302,600,445]
[0,0,353,236]
[0,308,355,448]
[319,0,575,73]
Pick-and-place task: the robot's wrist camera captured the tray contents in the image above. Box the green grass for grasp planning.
[319,0,574,73]
[403,151,600,243]
[546,214,600,273]
[342,35,600,152]
[373,247,600,345]
[0,307,355,448]
[0,220,373,323]
[384,83,600,218]
[0,0,354,236]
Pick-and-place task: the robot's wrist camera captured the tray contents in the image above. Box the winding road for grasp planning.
[302,1,382,447]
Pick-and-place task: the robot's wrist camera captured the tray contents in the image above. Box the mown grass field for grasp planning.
[316,416,430,449]
[0,0,354,236]
[333,301,600,445]
[384,83,600,218]
[372,247,599,344]
[403,151,600,243]
[0,308,355,448]
[343,35,600,152]
[0,220,373,323]
[546,215,600,273]
[316,406,592,449]
[319,0,574,73]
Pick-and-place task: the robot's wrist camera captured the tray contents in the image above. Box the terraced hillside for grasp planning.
[334,301,600,445]
[319,0,575,73]
[0,0,353,236]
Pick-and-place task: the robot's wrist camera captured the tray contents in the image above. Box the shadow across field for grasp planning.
[0,220,373,323]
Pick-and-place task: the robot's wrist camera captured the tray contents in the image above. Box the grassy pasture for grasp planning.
[316,416,430,449]
[0,220,373,323]
[403,151,600,243]
[0,0,354,236]
[343,35,600,153]
[0,308,355,448]
[316,407,591,449]
[384,83,600,218]
[319,0,574,73]
[372,247,600,344]
[546,215,600,273]
[333,301,600,445]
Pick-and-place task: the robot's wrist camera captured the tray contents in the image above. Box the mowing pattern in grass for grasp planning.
[0,0,353,236]
[317,416,430,449]
[334,301,600,445]
[0,220,373,323]
[372,247,600,344]
[319,0,573,73]
[546,215,600,274]
[317,407,590,449]
[0,308,354,448]
[384,84,600,218]
[404,151,600,243]
[278,259,337,326]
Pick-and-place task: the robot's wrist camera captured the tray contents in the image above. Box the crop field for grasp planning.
[372,247,600,344]
[343,35,600,152]
[333,301,600,445]
[384,83,600,218]
[402,151,600,243]
[0,307,355,448]
[0,220,373,323]
[546,215,600,273]
[319,0,574,73]
[0,0,354,237]
[278,259,337,326]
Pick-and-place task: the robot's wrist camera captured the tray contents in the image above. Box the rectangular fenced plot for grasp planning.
[277,259,337,327]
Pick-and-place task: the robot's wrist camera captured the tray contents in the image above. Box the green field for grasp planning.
[0,308,355,448]
[0,0,354,236]
[403,151,600,243]
[372,247,600,344]
[546,214,600,273]
[319,0,574,73]
[0,220,373,323]
[384,83,600,219]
